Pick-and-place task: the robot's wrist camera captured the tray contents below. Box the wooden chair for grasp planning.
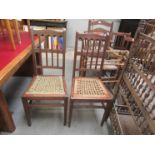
[109,32,132,49]
[131,32,155,73]
[84,32,133,84]
[86,22,134,82]
[0,19,21,50]
[68,32,113,127]
[102,32,134,82]
[80,31,134,86]
[88,19,113,35]
[22,29,68,126]
[109,59,155,134]
[137,21,155,36]
[87,20,113,48]
[108,31,155,134]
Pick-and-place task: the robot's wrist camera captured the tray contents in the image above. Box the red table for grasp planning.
[0,32,35,132]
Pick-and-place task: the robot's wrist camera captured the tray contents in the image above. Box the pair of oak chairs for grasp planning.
[22,28,113,127]
[22,20,134,127]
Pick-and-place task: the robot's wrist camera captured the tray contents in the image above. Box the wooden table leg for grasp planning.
[4,19,16,50]
[0,90,16,132]
[13,19,21,44]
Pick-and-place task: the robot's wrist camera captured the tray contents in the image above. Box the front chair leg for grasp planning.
[101,101,113,126]
[22,98,32,126]
[68,100,73,127]
[64,98,68,126]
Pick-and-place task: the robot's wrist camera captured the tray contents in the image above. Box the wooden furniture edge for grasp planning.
[0,44,32,88]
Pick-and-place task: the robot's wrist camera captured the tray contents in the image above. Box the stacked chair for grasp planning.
[86,20,134,83]
[109,21,155,134]
[103,31,133,84]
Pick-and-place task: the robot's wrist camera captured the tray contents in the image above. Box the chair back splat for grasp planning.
[88,19,113,34]
[31,29,66,76]
[72,32,109,78]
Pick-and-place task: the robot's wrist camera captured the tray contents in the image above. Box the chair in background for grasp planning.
[68,32,113,127]
[107,58,155,134]
[88,19,113,35]
[135,20,155,38]
[0,19,21,50]
[22,29,68,126]
[109,32,132,49]
[102,32,134,83]
[107,31,155,134]
[85,20,134,83]
[87,19,113,48]
[83,32,134,86]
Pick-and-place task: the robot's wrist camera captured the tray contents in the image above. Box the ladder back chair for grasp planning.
[109,32,132,49]
[109,59,155,134]
[138,22,155,37]
[109,31,155,134]
[131,32,155,73]
[88,19,113,48]
[68,32,113,127]
[86,21,134,83]
[22,29,68,126]
[102,32,134,82]
[88,19,113,35]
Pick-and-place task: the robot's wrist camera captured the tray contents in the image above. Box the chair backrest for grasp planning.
[31,29,66,76]
[88,19,113,33]
[72,32,109,78]
[143,23,155,36]
[130,32,155,73]
[111,32,155,134]
[110,32,132,50]
[135,21,155,39]
[87,20,113,49]
[113,60,155,134]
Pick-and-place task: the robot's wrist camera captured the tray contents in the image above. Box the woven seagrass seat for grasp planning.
[24,76,66,96]
[71,77,112,100]
[22,29,68,126]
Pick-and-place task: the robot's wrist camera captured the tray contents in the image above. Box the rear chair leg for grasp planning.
[22,98,32,126]
[64,98,68,126]
[68,100,73,127]
[101,101,113,126]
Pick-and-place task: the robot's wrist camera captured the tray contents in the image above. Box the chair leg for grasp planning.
[13,19,21,44]
[68,100,73,127]
[64,98,68,126]
[101,101,113,126]
[22,98,32,126]
[4,19,16,50]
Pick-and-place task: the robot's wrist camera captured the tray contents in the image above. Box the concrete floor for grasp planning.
[1,50,113,135]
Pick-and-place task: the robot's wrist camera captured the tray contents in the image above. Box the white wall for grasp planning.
[66,19,121,48]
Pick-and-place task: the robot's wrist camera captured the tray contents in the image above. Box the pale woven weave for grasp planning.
[74,78,105,97]
[26,76,65,95]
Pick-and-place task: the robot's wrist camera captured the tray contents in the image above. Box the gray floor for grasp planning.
[1,50,113,135]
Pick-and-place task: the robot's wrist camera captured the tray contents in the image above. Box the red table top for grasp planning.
[0,32,32,70]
